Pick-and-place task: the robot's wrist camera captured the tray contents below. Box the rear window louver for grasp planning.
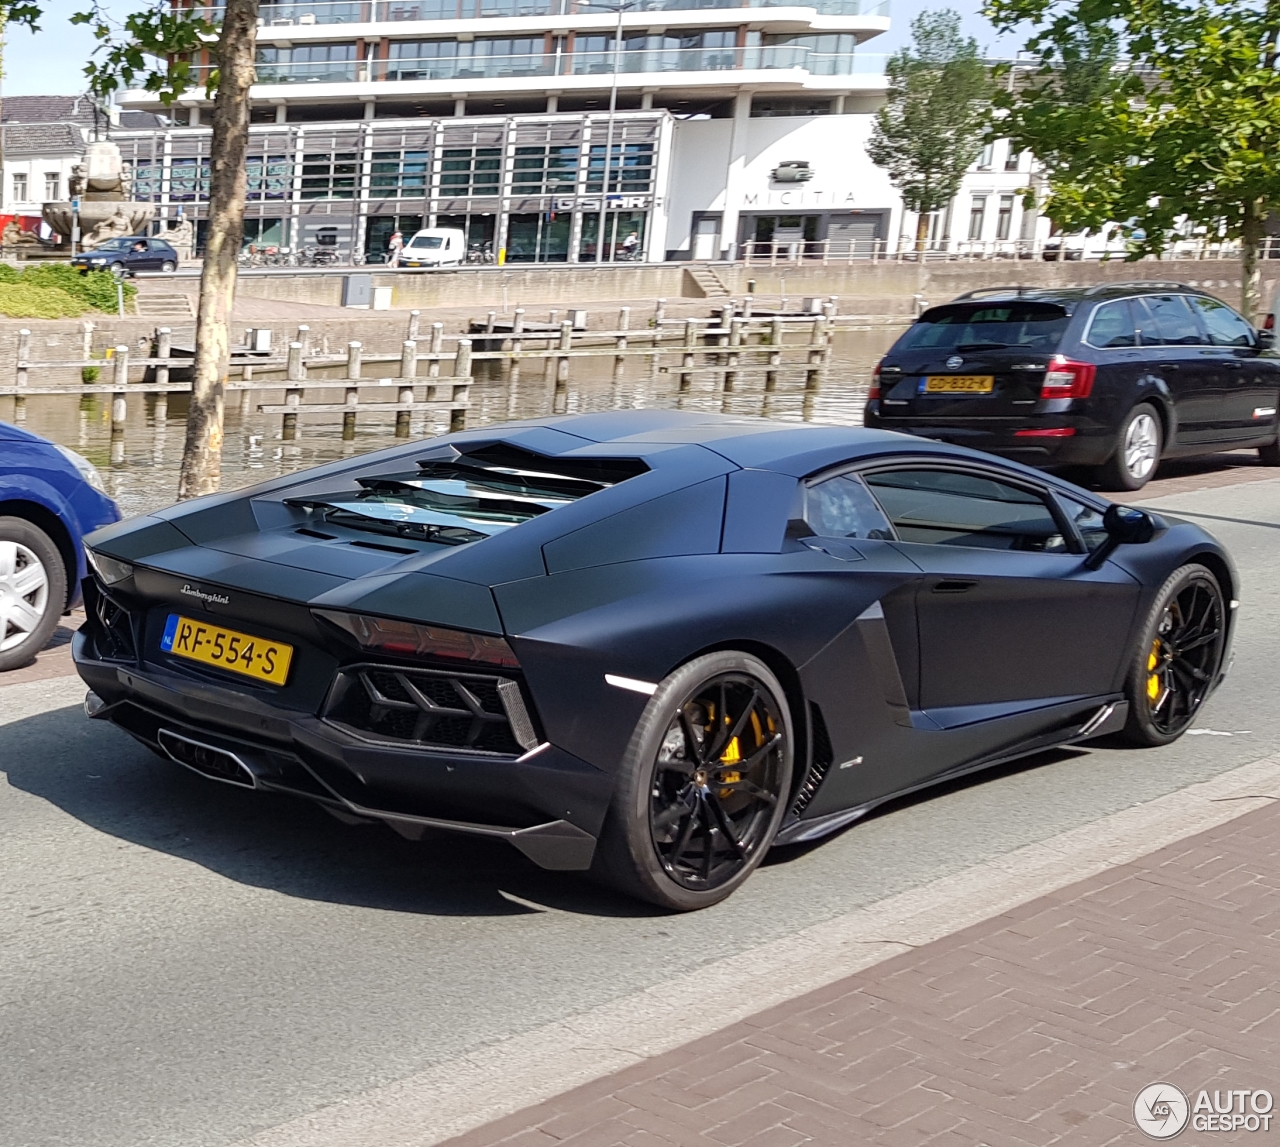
[286,444,647,547]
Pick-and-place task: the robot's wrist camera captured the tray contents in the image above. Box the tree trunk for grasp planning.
[1240,197,1265,325]
[915,211,930,254]
[177,0,258,500]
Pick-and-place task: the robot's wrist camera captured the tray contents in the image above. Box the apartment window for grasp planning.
[763,32,858,75]
[968,195,987,240]
[12,173,28,201]
[255,42,357,83]
[1004,147,1021,172]
[45,172,60,200]
[585,141,654,193]
[975,142,994,170]
[246,154,292,200]
[131,162,161,201]
[996,194,1014,241]
[511,145,578,194]
[370,150,430,196]
[301,152,359,199]
[440,147,501,195]
[170,156,211,201]
[386,39,459,79]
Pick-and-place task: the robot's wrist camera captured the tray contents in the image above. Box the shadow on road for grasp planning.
[2,703,661,920]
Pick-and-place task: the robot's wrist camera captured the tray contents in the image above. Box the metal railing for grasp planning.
[737,236,1280,264]
[246,46,882,84]
[218,0,887,25]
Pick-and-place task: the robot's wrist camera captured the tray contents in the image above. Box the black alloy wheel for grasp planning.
[1097,402,1163,491]
[1122,564,1226,746]
[593,651,794,910]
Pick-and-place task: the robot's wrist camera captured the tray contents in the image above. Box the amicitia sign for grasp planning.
[741,190,859,207]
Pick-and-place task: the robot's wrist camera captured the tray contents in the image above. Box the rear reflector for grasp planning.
[1040,356,1096,399]
[1015,428,1076,438]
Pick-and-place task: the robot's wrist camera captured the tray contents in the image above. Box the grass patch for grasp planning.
[0,264,137,317]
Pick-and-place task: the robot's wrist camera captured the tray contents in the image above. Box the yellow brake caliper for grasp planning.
[1147,638,1163,704]
[719,735,741,795]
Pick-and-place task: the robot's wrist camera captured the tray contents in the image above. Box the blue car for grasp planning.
[0,421,120,670]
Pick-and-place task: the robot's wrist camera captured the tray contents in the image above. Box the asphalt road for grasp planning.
[3,474,1279,1147]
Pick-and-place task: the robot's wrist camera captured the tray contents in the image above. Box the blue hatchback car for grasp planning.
[0,421,120,670]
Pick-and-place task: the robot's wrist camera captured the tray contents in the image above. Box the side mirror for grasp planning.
[1085,504,1157,569]
[1258,328,1275,350]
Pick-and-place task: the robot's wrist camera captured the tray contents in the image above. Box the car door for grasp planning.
[859,464,1142,756]
[1135,294,1220,448]
[1187,294,1280,442]
[125,240,151,272]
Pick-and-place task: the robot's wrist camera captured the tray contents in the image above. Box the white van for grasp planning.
[400,228,465,268]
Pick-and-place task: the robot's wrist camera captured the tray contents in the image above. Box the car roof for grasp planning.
[942,282,1219,308]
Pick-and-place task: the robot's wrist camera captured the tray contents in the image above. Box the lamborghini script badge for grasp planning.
[181,583,231,607]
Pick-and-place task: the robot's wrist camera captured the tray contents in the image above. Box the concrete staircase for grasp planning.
[683,266,731,298]
[134,292,195,319]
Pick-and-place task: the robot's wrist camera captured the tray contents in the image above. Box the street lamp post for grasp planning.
[592,0,641,263]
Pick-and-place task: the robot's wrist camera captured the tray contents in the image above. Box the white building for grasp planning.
[103,2,1044,263]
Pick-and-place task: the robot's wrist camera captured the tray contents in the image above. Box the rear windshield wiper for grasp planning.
[955,341,1011,351]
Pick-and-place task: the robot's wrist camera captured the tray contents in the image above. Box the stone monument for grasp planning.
[42,140,154,249]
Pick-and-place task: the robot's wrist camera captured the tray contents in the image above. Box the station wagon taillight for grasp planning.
[1040,356,1096,400]
[1265,313,1275,331]
[868,362,882,401]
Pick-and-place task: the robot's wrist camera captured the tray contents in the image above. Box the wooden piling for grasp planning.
[407,309,421,341]
[14,328,29,421]
[654,297,666,326]
[426,322,444,403]
[614,306,629,388]
[451,338,471,432]
[679,318,697,392]
[397,339,417,436]
[763,317,783,416]
[555,320,572,411]
[283,340,305,440]
[156,328,171,387]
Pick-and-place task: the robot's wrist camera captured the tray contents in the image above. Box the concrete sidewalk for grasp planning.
[443,782,1280,1147]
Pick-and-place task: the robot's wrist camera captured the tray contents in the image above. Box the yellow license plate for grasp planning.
[160,614,293,686]
[925,375,995,393]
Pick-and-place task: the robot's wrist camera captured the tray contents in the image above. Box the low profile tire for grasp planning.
[1097,402,1163,491]
[160,260,176,273]
[592,651,795,911]
[1121,563,1227,747]
[0,516,67,672]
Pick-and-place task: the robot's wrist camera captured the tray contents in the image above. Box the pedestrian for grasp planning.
[620,230,639,259]
[387,229,404,268]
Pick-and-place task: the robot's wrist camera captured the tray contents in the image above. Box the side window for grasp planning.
[1188,296,1256,348]
[1056,494,1109,552]
[804,473,895,540]
[863,468,1067,552]
[1086,300,1137,348]
[1139,294,1203,346]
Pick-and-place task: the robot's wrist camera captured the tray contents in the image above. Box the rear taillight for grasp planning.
[313,610,520,668]
[1040,356,1096,400]
[868,362,881,402]
[1265,313,1275,331]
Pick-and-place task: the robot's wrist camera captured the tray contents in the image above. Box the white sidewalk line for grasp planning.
[231,751,1280,1147]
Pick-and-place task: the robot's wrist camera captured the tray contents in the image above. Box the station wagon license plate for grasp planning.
[160,614,293,686]
[924,375,994,394]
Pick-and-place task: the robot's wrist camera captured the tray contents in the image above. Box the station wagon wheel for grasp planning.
[1122,564,1226,746]
[160,260,176,273]
[593,651,794,911]
[0,517,67,672]
[1097,402,1162,491]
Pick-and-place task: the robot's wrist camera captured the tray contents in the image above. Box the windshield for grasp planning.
[898,302,1070,353]
[407,235,444,250]
[285,445,646,546]
[95,239,134,251]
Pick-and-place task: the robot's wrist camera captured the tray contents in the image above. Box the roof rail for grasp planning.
[950,286,1040,300]
[1084,280,1194,294]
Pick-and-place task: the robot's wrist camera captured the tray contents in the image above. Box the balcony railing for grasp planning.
[246,47,883,84]
[225,0,888,26]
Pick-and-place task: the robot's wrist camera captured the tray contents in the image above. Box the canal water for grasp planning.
[1,326,901,519]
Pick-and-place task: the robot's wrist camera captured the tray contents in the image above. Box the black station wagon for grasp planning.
[863,282,1280,489]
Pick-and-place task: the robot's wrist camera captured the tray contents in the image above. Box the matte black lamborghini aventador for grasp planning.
[75,412,1237,909]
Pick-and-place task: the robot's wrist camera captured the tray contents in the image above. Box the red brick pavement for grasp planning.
[445,799,1280,1147]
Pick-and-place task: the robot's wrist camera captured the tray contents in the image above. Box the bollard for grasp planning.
[451,338,472,432]
[407,309,421,341]
[156,327,171,388]
[396,340,417,436]
[346,340,363,380]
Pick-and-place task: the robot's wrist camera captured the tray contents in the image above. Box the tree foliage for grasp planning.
[988,0,1280,317]
[868,10,994,238]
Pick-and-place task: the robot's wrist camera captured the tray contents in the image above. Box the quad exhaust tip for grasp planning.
[157,729,258,789]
